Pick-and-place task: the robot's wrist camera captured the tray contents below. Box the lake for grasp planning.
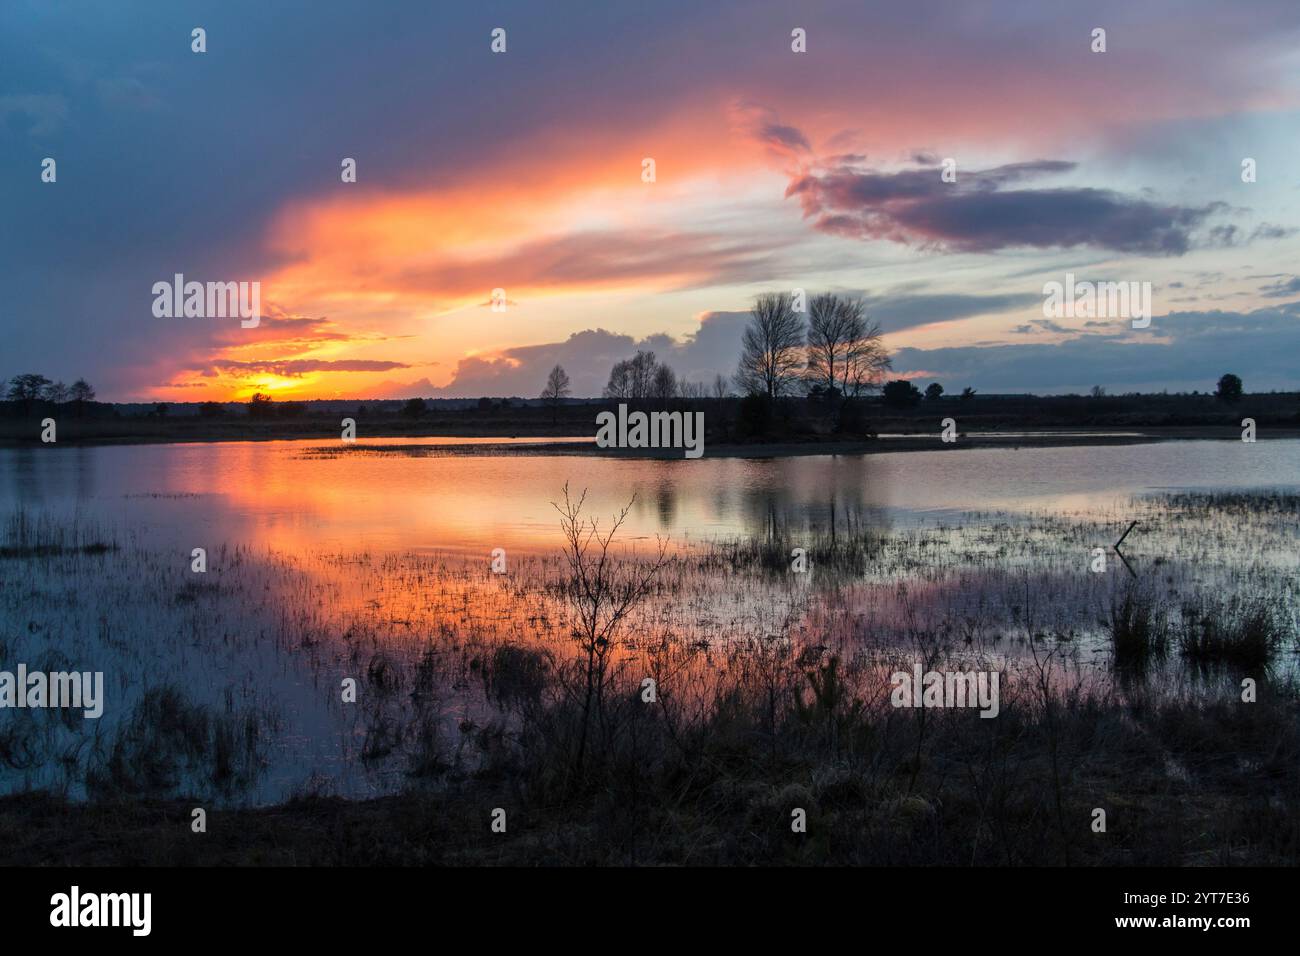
[3,436,1297,553]
[1,437,1297,804]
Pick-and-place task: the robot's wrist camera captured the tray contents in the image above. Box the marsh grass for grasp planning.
[1106,586,1170,670]
[1178,596,1285,669]
[84,685,265,801]
[9,655,1297,865]
[1,488,1298,863]
[709,525,890,575]
[0,508,117,558]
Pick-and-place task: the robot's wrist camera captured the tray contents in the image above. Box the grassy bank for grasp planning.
[3,665,1296,866]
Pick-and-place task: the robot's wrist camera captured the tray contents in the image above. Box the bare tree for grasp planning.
[735,292,805,398]
[842,318,891,398]
[540,364,571,424]
[604,350,675,404]
[604,350,661,401]
[628,351,659,399]
[553,483,668,778]
[800,295,891,400]
[805,294,890,397]
[678,380,706,400]
[711,373,730,400]
[604,359,634,400]
[805,293,859,395]
[651,363,677,401]
[69,378,96,417]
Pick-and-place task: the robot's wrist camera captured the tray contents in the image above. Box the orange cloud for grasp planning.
[142,32,1300,404]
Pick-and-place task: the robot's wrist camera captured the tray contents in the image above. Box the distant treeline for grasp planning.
[1,366,1292,443]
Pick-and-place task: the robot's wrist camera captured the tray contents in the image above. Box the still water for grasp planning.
[1,437,1296,804]
[2,437,1296,553]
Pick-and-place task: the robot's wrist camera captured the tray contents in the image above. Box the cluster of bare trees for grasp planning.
[555,293,888,409]
[600,351,728,402]
[4,374,96,413]
[603,351,675,400]
[735,292,891,400]
[5,374,96,405]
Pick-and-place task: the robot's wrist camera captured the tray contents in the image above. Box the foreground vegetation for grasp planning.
[4,661,1297,865]
[1,490,1297,865]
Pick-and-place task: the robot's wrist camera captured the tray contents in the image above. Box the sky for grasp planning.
[2,0,1299,402]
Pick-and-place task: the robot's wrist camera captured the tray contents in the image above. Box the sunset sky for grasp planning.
[3,0,1299,401]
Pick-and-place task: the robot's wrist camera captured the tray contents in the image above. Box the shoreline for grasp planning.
[2,425,1296,458]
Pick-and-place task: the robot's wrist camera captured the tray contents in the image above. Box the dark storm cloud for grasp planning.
[786,159,1225,255]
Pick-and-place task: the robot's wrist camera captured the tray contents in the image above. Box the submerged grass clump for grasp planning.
[1106,587,1169,670]
[0,509,117,558]
[1160,490,1300,517]
[1178,596,1288,669]
[710,526,890,575]
[84,686,265,801]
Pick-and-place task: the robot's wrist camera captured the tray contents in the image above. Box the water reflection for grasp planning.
[0,439,1297,555]
[2,438,1297,804]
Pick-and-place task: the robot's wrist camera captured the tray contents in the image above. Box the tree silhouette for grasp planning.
[882,380,922,408]
[735,292,805,399]
[67,379,96,417]
[5,374,53,414]
[1215,373,1243,403]
[5,373,52,403]
[248,392,274,419]
[651,364,677,401]
[541,364,571,424]
[604,351,660,401]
